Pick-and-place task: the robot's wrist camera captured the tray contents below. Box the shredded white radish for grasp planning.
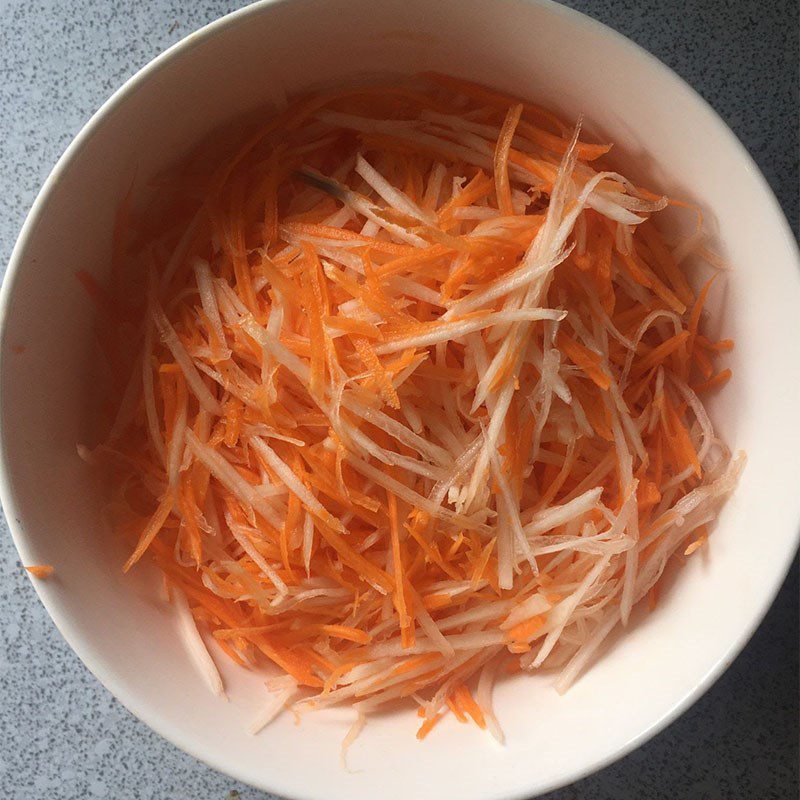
[152,302,222,414]
[250,680,299,734]
[172,588,226,698]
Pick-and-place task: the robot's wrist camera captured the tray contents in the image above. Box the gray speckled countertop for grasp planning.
[1,1,798,798]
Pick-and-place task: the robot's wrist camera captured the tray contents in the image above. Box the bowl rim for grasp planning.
[2,0,799,798]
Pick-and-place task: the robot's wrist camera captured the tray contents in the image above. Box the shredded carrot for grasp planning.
[684,533,708,556]
[25,564,54,579]
[89,74,740,742]
[506,615,546,643]
[313,624,372,645]
[446,695,469,723]
[693,368,732,394]
[453,684,486,729]
[416,712,444,740]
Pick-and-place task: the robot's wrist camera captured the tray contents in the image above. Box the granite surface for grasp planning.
[0,1,797,798]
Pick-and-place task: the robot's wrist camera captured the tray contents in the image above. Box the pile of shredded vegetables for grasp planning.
[84,74,742,744]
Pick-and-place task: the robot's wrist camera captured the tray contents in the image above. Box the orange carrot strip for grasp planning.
[453,684,486,729]
[557,332,611,390]
[123,494,175,572]
[693,368,732,394]
[25,564,54,579]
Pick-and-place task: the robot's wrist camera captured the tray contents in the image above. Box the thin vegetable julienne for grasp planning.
[84,74,741,745]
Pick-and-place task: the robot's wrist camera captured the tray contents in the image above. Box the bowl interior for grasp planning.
[2,1,799,799]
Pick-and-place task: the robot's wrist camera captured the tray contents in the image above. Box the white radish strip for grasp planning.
[555,608,621,693]
[474,366,519,476]
[489,449,538,574]
[501,593,552,630]
[463,381,515,511]
[172,588,226,698]
[426,434,484,514]
[529,533,632,558]
[262,296,284,388]
[352,659,455,708]
[373,308,565,355]
[426,412,468,459]
[344,454,483,531]
[242,316,311,383]
[511,189,531,215]
[193,360,260,410]
[250,437,344,532]
[193,258,227,349]
[360,218,380,237]
[322,205,356,228]
[444,245,573,318]
[420,109,505,140]
[437,601,515,632]
[522,487,603,535]
[601,189,668,212]
[619,537,639,628]
[532,553,612,667]
[402,400,424,434]
[243,424,305,447]
[616,222,634,254]
[569,391,595,438]
[226,513,289,596]
[346,426,447,481]
[152,302,222,414]
[585,191,647,225]
[529,347,558,461]
[476,658,505,744]
[496,505,514,591]
[214,279,252,324]
[348,400,453,467]
[670,452,744,521]
[340,712,366,771]
[572,271,635,350]
[355,154,434,223]
[389,275,445,306]
[407,584,455,658]
[250,682,298,735]
[367,630,505,658]
[422,162,447,210]
[302,512,314,577]
[670,375,716,465]
[307,659,429,710]
[608,378,647,465]
[526,338,572,404]
[142,317,166,463]
[184,430,284,530]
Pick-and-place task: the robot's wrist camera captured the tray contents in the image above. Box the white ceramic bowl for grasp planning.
[2,1,799,798]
